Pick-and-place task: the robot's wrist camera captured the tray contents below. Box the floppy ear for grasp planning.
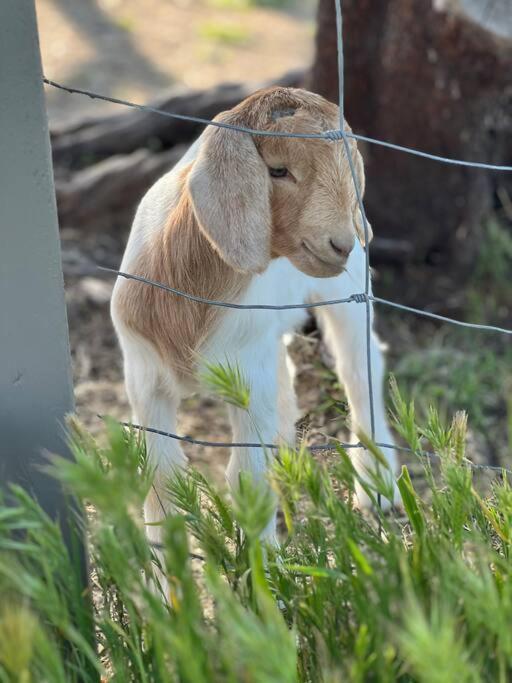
[352,148,374,246]
[187,113,272,273]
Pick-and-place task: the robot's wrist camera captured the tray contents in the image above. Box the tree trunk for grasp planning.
[310,0,512,272]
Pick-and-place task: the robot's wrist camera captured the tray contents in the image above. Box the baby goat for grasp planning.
[111,86,397,552]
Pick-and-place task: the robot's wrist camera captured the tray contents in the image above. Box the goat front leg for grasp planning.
[225,345,282,546]
[277,335,300,445]
[315,299,399,509]
[124,351,188,595]
[139,394,187,597]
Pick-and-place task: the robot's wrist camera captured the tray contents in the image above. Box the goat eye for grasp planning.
[269,167,288,178]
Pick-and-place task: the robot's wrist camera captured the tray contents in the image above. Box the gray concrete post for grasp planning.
[0,1,75,517]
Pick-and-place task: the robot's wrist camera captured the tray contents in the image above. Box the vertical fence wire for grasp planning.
[334,0,376,443]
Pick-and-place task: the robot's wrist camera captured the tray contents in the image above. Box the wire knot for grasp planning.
[324,129,345,142]
[351,293,368,304]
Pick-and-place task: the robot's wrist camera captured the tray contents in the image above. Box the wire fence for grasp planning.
[43,77,512,172]
[45,0,512,483]
[109,419,512,478]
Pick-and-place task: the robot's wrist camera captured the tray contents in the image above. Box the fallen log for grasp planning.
[56,146,188,231]
[51,70,304,170]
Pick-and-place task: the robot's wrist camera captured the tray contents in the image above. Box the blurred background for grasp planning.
[38,0,511,485]
[40,0,316,123]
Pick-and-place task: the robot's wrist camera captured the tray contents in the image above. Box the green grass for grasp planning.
[467,217,512,326]
[198,21,252,47]
[389,217,512,464]
[200,358,251,410]
[113,15,136,33]
[1,371,512,681]
[393,333,512,444]
[207,0,297,9]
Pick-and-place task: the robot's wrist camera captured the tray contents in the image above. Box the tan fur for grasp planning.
[115,86,369,377]
[116,167,249,378]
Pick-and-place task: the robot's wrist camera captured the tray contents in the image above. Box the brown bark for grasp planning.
[310,0,512,268]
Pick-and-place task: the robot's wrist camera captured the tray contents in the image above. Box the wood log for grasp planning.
[52,70,305,236]
[369,237,413,265]
[51,70,304,170]
[56,146,188,231]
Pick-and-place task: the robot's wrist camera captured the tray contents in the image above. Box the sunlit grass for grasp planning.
[200,358,251,410]
[1,370,511,680]
[207,0,296,9]
[198,21,252,47]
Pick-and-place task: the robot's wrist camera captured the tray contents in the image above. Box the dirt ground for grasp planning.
[38,0,507,491]
[38,0,315,126]
[40,0,367,487]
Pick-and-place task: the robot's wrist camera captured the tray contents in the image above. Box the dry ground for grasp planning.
[39,0,508,491]
[40,0,357,487]
[38,0,315,126]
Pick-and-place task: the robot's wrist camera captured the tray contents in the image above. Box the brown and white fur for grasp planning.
[111,87,398,564]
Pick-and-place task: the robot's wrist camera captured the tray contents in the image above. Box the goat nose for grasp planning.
[329,239,353,260]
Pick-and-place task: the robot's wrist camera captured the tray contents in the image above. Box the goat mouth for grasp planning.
[301,241,344,270]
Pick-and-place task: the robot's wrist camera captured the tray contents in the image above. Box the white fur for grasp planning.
[111,132,398,565]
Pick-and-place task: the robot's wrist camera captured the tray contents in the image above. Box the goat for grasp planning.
[111,86,398,559]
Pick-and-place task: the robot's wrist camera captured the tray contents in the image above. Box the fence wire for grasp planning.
[45,0,512,482]
[110,418,512,479]
[99,266,512,335]
[44,77,512,172]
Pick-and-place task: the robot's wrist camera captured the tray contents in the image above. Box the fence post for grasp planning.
[0,3,76,523]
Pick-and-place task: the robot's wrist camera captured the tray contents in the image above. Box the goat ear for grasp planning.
[187,114,272,273]
[352,148,373,246]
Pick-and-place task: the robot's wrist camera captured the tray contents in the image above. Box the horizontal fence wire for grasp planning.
[98,266,363,309]
[99,266,512,335]
[110,418,512,478]
[372,297,512,335]
[44,77,512,172]
[46,6,512,484]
